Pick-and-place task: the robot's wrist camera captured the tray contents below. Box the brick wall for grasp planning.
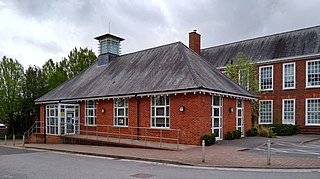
[40,104,45,134]
[38,93,253,145]
[259,57,320,132]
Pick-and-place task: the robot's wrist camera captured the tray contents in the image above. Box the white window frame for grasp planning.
[46,104,59,135]
[114,98,129,127]
[259,65,273,91]
[259,100,273,124]
[236,99,244,137]
[212,95,223,140]
[306,59,320,88]
[305,98,320,126]
[283,62,296,90]
[151,95,170,128]
[282,99,295,125]
[85,100,96,126]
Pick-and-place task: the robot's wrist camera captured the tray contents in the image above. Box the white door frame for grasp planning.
[212,96,223,140]
[65,109,76,135]
[236,99,244,137]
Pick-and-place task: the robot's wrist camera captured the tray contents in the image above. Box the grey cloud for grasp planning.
[13,36,64,54]
[2,0,320,67]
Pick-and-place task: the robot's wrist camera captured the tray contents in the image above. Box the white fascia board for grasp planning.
[215,53,320,70]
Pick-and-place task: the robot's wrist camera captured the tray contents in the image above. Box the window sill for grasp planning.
[85,124,97,127]
[150,127,170,130]
[113,125,129,128]
[282,122,295,125]
[282,88,296,91]
[305,86,320,89]
[305,124,320,126]
[259,89,273,92]
[258,122,273,125]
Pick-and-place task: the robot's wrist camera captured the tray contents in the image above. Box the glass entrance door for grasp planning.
[212,96,222,140]
[236,99,244,137]
[65,110,75,134]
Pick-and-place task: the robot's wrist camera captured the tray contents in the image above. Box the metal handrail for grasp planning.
[76,123,180,149]
[23,121,181,149]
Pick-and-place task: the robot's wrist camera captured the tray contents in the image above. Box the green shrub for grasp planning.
[246,127,258,136]
[201,133,216,146]
[233,129,242,139]
[258,126,269,137]
[273,124,298,136]
[257,125,276,138]
[225,131,234,140]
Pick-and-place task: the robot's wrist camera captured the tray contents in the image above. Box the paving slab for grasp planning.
[1,135,320,169]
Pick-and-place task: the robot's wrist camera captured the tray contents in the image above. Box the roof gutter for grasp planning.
[35,87,257,104]
[216,53,320,70]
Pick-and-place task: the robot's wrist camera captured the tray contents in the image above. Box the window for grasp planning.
[259,100,273,124]
[283,63,295,89]
[236,99,244,137]
[85,100,96,126]
[239,69,249,90]
[306,60,320,88]
[259,65,273,91]
[212,96,222,139]
[46,104,58,135]
[114,98,128,127]
[306,98,320,125]
[282,99,295,124]
[151,95,170,128]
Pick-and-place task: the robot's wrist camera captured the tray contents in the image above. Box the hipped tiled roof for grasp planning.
[201,25,320,67]
[36,42,255,103]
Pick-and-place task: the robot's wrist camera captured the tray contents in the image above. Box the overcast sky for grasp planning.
[1,0,320,68]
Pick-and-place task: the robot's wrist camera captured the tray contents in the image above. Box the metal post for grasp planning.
[4,135,7,145]
[13,135,15,146]
[23,135,25,147]
[144,129,147,146]
[267,139,271,165]
[96,126,98,140]
[107,126,109,141]
[160,129,162,148]
[118,127,120,142]
[202,140,205,163]
[131,128,133,144]
[177,131,179,150]
[86,126,88,138]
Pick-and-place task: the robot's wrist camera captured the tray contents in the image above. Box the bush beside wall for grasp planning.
[201,133,216,146]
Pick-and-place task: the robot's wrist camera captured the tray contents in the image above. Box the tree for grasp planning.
[225,52,260,122]
[42,47,97,91]
[20,66,47,132]
[0,56,24,134]
[225,52,259,94]
[65,47,97,78]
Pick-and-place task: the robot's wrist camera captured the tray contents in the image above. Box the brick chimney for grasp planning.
[189,30,201,55]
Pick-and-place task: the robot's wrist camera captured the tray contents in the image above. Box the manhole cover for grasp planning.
[130,173,154,178]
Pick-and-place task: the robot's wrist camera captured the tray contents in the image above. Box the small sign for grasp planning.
[119,119,124,124]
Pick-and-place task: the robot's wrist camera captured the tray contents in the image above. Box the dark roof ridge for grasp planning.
[202,25,320,51]
[179,43,200,87]
[180,42,224,74]
[120,41,182,58]
[180,43,254,93]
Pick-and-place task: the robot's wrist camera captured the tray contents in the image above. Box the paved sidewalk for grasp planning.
[1,135,320,169]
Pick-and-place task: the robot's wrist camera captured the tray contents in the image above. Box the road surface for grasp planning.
[0,146,319,179]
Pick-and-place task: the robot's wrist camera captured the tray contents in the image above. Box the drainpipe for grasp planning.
[135,95,140,140]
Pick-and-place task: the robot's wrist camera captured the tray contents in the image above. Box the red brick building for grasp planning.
[35,33,256,145]
[201,26,320,134]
